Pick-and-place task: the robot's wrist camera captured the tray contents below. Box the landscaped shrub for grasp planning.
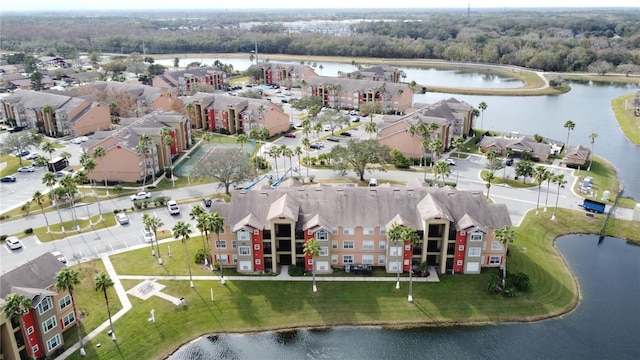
[113,209,121,214]
[24,228,33,234]
[288,266,305,276]
[0,235,7,241]
[194,249,207,264]
[507,272,531,292]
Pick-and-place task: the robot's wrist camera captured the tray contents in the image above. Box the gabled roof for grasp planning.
[0,253,65,299]
[478,136,552,155]
[10,287,58,309]
[233,213,264,233]
[267,193,299,221]
[304,76,409,95]
[565,145,590,160]
[416,193,454,222]
[302,213,333,233]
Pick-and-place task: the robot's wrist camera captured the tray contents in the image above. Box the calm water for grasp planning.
[158,57,639,198]
[169,235,640,359]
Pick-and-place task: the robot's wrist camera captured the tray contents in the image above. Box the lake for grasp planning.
[168,235,640,359]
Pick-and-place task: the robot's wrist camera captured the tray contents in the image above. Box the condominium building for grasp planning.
[250,62,318,87]
[207,184,512,276]
[152,66,226,95]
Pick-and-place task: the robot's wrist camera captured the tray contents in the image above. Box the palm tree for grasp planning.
[4,293,36,359]
[92,146,108,196]
[588,132,598,171]
[81,155,102,221]
[195,213,212,265]
[303,238,321,292]
[32,190,51,232]
[209,212,226,284]
[94,272,116,341]
[387,223,404,290]
[60,151,72,162]
[41,141,56,160]
[478,101,488,130]
[142,214,164,264]
[482,171,496,201]
[135,135,151,188]
[433,161,452,186]
[56,267,86,356]
[551,174,568,221]
[190,205,206,261]
[159,127,174,177]
[294,146,303,172]
[364,121,377,139]
[494,227,516,287]
[59,174,79,230]
[533,165,547,215]
[428,138,444,165]
[268,146,280,178]
[301,137,311,180]
[543,170,554,212]
[452,136,465,158]
[402,227,420,302]
[563,120,575,148]
[173,221,194,288]
[42,171,64,230]
[236,133,248,149]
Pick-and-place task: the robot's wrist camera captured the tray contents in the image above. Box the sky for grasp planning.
[1,0,638,12]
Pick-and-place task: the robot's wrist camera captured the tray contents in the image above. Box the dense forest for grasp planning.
[1,8,639,73]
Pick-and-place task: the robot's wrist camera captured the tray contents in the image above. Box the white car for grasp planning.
[5,236,23,250]
[130,192,152,201]
[115,213,130,225]
[51,251,67,263]
[70,137,83,144]
[444,158,456,166]
[25,152,39,160]
[142,228,156,243]
[18,166,35,172]
[167,200,180,215]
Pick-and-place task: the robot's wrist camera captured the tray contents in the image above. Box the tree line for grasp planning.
[1,9,639,73]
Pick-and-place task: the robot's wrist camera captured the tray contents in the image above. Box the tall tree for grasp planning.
[482,171,496,201]
[402,227,420,302]
[533,165,548,215]
[142,213,164,264]
[303,238,321,293]
[494,227,516,287]
[56,267,86,356]
[209,212,226,284]
[3,293,36,359]
[452,136,465,158]
[92,146,109,196]
[543,169,554,212]
[0,132,38,166]
[478,101,488,130]
[433,160,452,186]
[135,134,151,188]
[41,140,56,160]
[59,174,79,229]
[364,121,377,139]
[236,133,248,149]
[32,190,51,232]
[42,171,64,229]
[588,132,598,171]
[563,120,575,147]
[173,221,194,288]
[551,174,568,221]
[94,272,116,341]
[387,223,404,290]
[81,155,102,221]
[329,139,391,181]
[190,148,257,194]
[268,146,281,178]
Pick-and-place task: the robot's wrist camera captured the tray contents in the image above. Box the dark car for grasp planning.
[340,132,352,137]
[310,143,323,149]
[505,158,514,166]
[1,176,17,182]
[281,99,288,103]
[284,133,297,138]
[327,136,340,142]
[203,198,212,207]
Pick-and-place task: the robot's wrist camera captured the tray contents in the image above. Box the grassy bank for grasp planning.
[64,208,640,360]
[612,92,640,146]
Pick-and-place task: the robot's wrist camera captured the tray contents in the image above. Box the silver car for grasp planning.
[115,213,130,225]
[142,228,156,243]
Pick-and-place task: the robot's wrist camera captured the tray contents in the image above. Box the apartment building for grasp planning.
[0,254,75,360]
[207,184,511,276]
[338,65,402,83]
[303,76,413,113]
[80,81,182,115]
[378,98,475,159]
[0,90,111,136]
[182,92,289,136]
[152,66,226,95]
[83,110,191,183]
[251,62,318,87]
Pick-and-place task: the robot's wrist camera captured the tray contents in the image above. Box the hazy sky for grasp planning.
[2,0,638,12]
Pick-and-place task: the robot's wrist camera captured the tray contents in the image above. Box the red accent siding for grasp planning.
[303,229,315,271]
[252,230,264,271]
[170,131,178,155]
[207,109,215,131]
[22,311,43,358]
[453,230,468,274]
[403,241,411,272]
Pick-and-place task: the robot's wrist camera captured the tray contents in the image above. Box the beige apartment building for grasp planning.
[251,62,319,86]
[207,184,511,276]
[152,66,226,95]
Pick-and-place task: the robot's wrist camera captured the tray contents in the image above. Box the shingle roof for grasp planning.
[0,253,65,299]
[304,76,409,95]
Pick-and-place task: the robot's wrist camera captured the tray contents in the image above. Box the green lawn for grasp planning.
[62,208,640,360]
[612,93,640,146]
[0,154,32,177]
[30,214,117,242]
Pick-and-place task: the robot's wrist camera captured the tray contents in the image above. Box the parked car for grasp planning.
[281,99,288,103]
[18,166,35,172]
[8,126,24,133]
[340,132,352,137]
[25,152,39,160]
[202,198,213,207]
[284,133,297,138]
[115,213,130,225]
[327,136,340,142]
[70,137,83,144]
[1,175,17,183]
[323,124,332,131]
[445,158,456,166]
[310,143,323,150]
[14,149,30,157]
[130,192,152,201]
[352,117,360,122]
[369,178,378,187]
[54,170,71,177]
[167,200,180,215]
[142,228,156,243]
[505,158,514,166]
[51,251,67,263]
[5,237,23,250]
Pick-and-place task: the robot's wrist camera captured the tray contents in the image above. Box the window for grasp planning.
[237,231,250,241]
[332,240,338,249]
[38,297,53,315]
[389,261,400,271]
[239,246,251,255]
[363,241,374,250]
[254,244,260,250]
[308,259,314,265]
[42,316,57,333]
[59,295,72,310]
[216,240,227,249]
[380,226,387,235]
[27,326,34,335]
[489,256,501,264]
[470,232,483,242]
[343,255,354,264]
[379,241,386,250]
[216,254,229,263]
[363,227,375,235]
[491,241,503,250]
[362,255,374,264]
[457,260,463,266]
[32,345,39,353]
[62,312,75,327]
[461,230,466,236]
[239,261,251,270]
[316,231,328,241]
[255,259,261,265]
[343,240,354,249]
[332,226,338,235]
[232,241,237,249]
[232,255,238,264]
[390,246,402,256]
[331,255,338,264]
[320,246,329,256]
[468,247,481,257]
[378,255,385,264]
[343,227,354,235]
[458,245,465,251]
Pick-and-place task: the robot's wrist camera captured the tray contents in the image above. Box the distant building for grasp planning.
[478,136,552,161]
[152,66,226,95]
[564,145,591,166]
[338,65,402,83]
[250,62,318,86]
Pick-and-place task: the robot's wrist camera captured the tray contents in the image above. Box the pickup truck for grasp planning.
[581,199,606,214]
